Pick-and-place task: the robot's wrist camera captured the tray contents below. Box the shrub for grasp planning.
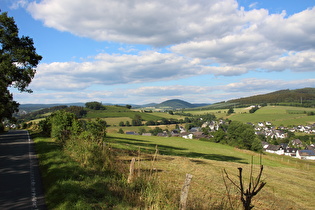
[50,110,77,145]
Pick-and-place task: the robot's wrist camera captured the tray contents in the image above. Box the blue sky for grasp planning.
[2,0,315,105]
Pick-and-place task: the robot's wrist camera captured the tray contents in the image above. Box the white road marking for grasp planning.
[27,131,38,209]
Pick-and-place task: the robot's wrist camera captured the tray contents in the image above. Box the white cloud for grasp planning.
[29,52,201,91]
[259,7,315,51]
[25,0,315,75]
[16,78,315,104]
[223,78,315,92]
[27,0,242,46]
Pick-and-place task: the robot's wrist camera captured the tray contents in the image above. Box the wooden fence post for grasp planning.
[127,158,136,183]
[179,173,193,210]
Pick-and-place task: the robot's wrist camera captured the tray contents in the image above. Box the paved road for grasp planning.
[0,130,46,209]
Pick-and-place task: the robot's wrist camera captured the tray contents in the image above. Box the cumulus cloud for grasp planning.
[26,0,242,46]
[223,78,315,92]
[30,51,202,91]
[24,0,315,74]
[18,78,315,104]
[259,7,315,51]
[11,0,315,104]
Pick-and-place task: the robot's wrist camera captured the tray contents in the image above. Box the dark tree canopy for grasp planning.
[0,12,42,127]
[85,101,105,110]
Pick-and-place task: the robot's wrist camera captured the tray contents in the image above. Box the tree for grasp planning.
[0,12,42,130]
[227,107,234,115]
[227,121,257,150]
[50,110,77,145]
[132,114,142,126]
[85,101,105,110]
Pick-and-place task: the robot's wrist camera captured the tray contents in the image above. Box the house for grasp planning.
[209,121,219,131]
[274,130,287,139]
[305,145,315,150]
[157,132,168,137]
[193,132,207,139]
[258,122,264,127]
[265,145,284,155]
[284,148,297,157]
[179,126,186,133]
[296,150,315,160]
[261,141,269,149]
[291,139,303,147]
[189,127,200,133]
[180,132,193,139]
[126,131,138,135]
[279,143,289,149]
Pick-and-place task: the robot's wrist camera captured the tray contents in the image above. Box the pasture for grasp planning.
[184,105,315,126]
[229,106,315,126]
[107,133,315,209]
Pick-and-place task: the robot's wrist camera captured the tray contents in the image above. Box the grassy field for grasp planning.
[107,133,315,209]
[229,106,315,126]
[184,105,315,126]
[34,132,315,209]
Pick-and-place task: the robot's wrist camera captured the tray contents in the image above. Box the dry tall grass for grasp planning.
[125,148,315,210]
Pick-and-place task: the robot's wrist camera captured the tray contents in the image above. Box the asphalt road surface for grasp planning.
[0,130,46,209]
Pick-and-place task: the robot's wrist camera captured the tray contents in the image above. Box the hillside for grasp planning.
[228,87,315,107]
[154,99,210,109]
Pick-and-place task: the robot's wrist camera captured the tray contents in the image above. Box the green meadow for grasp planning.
[229,106,315,126]
[34,132,315,209]
[185,105,315,126]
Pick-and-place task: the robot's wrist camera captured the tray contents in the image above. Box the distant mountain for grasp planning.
[154,99,210,109]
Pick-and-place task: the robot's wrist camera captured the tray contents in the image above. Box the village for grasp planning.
[126,120,315,160]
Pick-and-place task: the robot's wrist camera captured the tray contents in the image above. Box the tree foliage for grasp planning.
[0,12,42,128]
[132,114,143,126]
[85,101,105,110]
[63,106,87,118]
[50,110,77,145]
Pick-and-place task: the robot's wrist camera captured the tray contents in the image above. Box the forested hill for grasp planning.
[228,88,315,107]
[155,99,209,109]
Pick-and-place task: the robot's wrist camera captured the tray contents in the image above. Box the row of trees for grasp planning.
[119,114,216,128]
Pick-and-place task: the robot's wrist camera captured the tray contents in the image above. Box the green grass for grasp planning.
[107,133,312,168]
[106,133,315,209]
[85,107,164,122]
[228,106,315,126]
[33,131,315,209]
[181,106,315,126]
[32,135,139,209]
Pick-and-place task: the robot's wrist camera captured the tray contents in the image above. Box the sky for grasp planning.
[1,0,315,105]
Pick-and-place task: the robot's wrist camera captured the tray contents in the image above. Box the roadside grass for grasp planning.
[32,135,145,209]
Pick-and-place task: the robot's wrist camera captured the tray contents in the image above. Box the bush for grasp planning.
[50,110,77,145]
